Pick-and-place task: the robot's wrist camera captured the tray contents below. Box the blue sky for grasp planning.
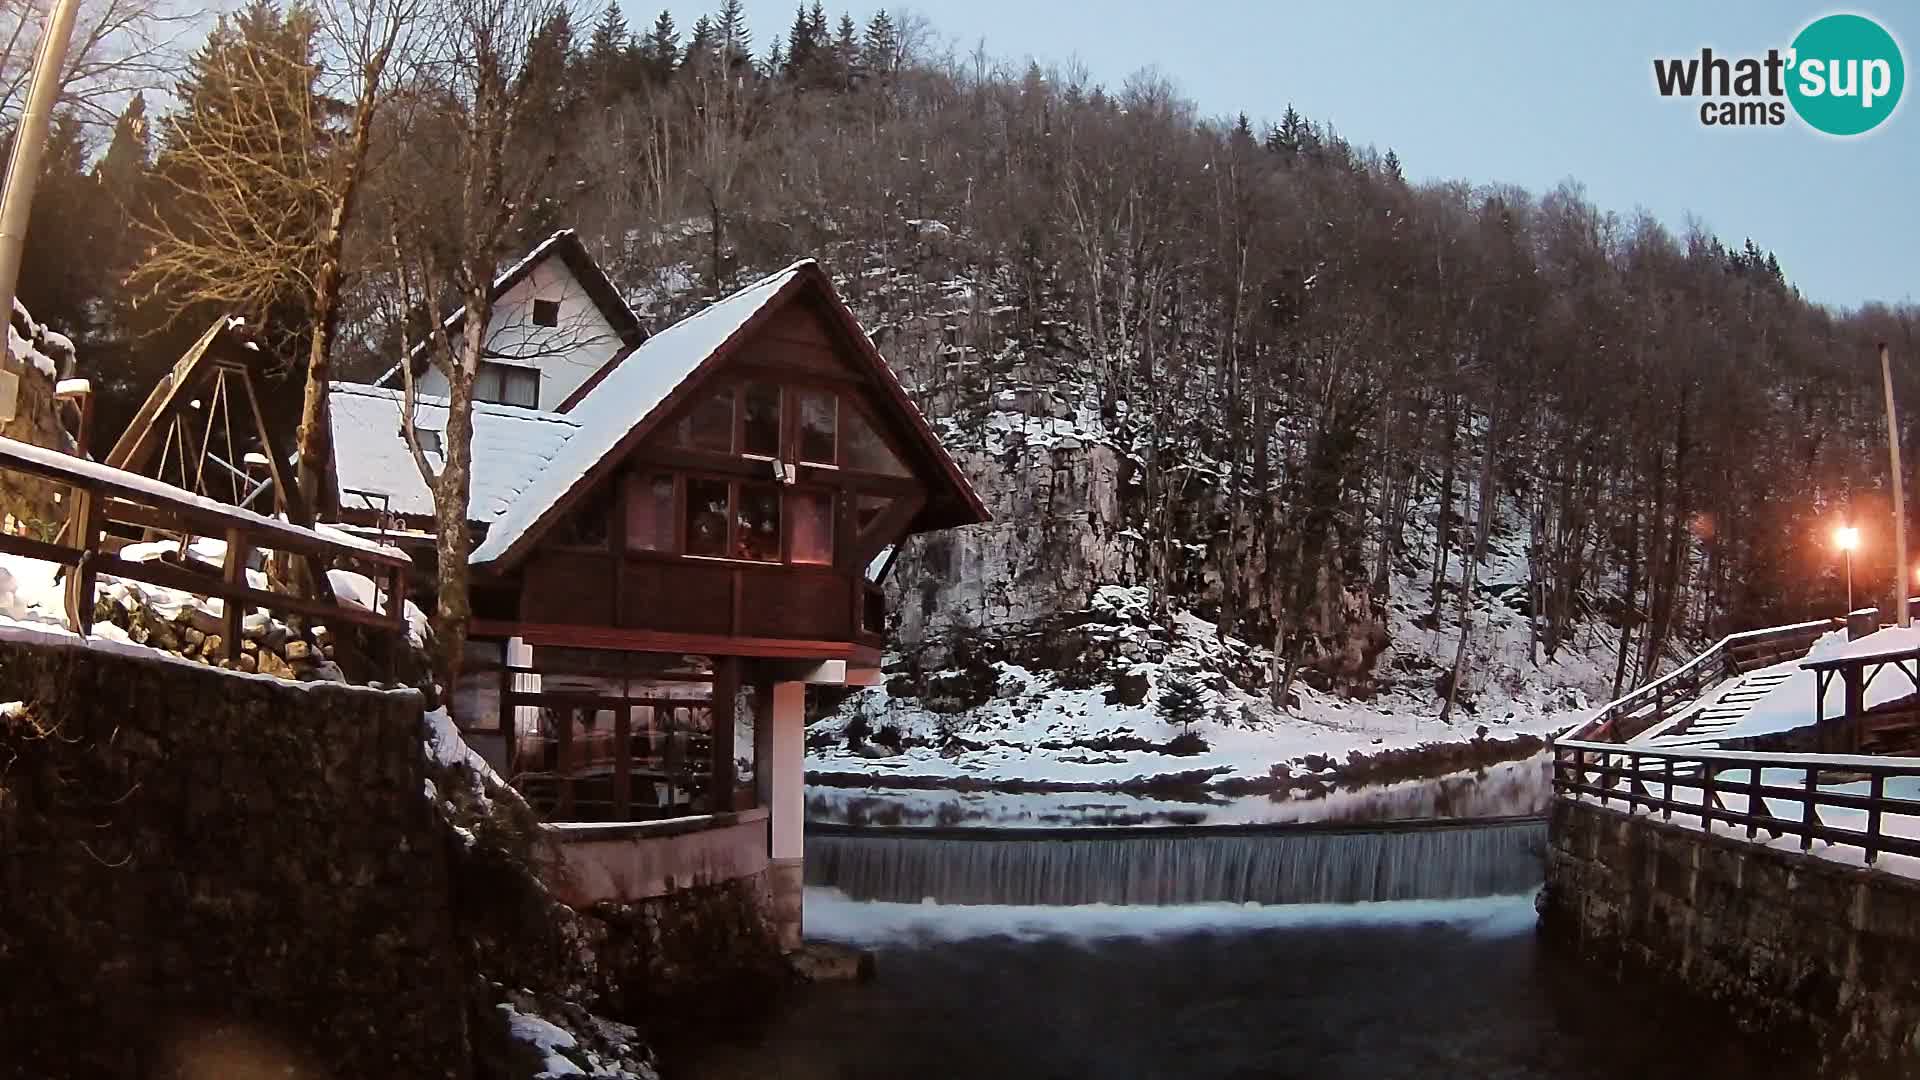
[652,0,1917,311]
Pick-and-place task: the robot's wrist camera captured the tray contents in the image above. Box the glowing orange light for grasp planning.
[1836,525,1861,552]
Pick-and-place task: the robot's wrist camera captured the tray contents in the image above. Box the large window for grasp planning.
[555,485,613,547]
[742,382,782,457]
[685,478,729,556]
[791,490,834,565]
[678,389,734,452]
[476,360,540,408]
[734,483,782,561]
[796,389,837,464]
[625,472,674,552]
[668,379,909,477]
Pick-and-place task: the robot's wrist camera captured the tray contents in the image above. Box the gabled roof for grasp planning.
[329,383,579,522]
[467,259,989,569]
[381,229,644,386]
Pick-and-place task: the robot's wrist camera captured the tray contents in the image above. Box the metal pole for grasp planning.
[0,0,84,335]
[1883,341,1909,627]
[1847,548,1854,614]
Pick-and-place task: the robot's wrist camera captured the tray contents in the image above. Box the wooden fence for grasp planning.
[1553,738,1920,865]
[1573,618,1841,743]
[0,435,411,660]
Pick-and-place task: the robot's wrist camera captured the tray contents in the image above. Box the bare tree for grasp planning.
[129,0,418,532]
[384,0,571,696]
[0,0,186,128]
[294,0,423,520]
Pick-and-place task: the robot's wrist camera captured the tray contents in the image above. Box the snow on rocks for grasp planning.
[497,999,659,1080]
[0,549,364,685]
[811,581,1587,792]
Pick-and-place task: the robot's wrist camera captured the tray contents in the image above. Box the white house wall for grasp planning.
[416,258,625,411]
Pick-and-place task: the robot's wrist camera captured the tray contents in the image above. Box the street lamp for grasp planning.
[1836,525,1861,612]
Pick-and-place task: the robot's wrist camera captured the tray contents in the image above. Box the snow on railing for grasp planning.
[1571,617,1841,744]
[0,434,412,662]
[1554,737,1920,867]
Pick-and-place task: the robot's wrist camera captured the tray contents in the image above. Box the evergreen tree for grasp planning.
[862,9,897,76]
[715,0,752,74]
[585,2,630,102]
[684,15,716,71]
[1382,148,1404,184]
[764,37,785,79]
[834,12,858,66]
[1157,677,1206,733]
[144,0,329,362]
[782,3,816,81]
[14,114,107,345]
[94,93,149,211]
[643,10,679,82]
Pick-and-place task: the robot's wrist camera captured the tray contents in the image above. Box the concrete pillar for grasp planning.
[1849,608,1881,641]
[767,680,806,950]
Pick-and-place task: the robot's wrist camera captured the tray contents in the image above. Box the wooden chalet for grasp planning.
[328,235,988,946]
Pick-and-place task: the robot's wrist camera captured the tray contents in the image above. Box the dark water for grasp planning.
[670,891,1819,1080]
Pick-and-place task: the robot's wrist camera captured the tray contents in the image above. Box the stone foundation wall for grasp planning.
[0,631,468,1079]
[1541,797,1920,1069]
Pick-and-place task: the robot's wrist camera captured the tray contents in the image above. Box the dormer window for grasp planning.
[532,298,561,327]
[476,360,539,409]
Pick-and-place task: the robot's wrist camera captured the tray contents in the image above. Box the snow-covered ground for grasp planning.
[810,567,1613,791]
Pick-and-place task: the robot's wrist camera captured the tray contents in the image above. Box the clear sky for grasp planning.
[652,0,1917,311]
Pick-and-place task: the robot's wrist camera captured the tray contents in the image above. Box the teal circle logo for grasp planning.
[1788,14,1904,135]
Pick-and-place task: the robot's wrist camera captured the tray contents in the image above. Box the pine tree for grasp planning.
[1157,677,1206,733]
[833,12,858,86]
[14,113,107,344]
[143,0,329,361]
[862,9,897,76]
[95,93,149,211]
[1382,148,1404,184]
[644,10,679,82]
[684,15,716,71]
[716,0,752,73]
[782,3,816,81]
[586,2,630,102]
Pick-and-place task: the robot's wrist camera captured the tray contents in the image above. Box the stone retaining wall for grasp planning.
[1541,797,1920,1069]
[0,630,468,1079]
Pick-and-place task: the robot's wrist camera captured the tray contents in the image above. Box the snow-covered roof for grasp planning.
[1803,624,1920,668]
[329,383,580,523]
[467,260,811,564]
[376,228,643,388]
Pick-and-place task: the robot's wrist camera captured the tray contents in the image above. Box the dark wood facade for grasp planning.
[472,288,950,661]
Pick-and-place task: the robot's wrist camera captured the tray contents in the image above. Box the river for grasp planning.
[672,889,1814,1079]
[667,765,1820,1077]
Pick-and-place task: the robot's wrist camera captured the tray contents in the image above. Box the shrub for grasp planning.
[1157,676,1206,733]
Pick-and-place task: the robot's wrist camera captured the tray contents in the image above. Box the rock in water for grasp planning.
[789,942,875,982]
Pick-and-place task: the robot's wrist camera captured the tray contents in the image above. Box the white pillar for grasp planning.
[767,679,806,949]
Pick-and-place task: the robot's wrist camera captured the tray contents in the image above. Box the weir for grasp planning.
[805,815,1547,905]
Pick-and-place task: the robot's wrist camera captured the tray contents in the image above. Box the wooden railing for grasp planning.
[1554,738,1920,865]
[1573,618,1840,743]
[0,435,411,659]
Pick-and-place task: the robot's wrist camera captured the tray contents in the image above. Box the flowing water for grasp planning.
[670,770,1823,1077]
[806,817,1547,905]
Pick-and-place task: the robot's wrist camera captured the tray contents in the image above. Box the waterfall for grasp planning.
[805,817,1547,906]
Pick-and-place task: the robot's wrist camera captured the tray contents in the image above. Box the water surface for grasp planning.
[671,889,1817,1080]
